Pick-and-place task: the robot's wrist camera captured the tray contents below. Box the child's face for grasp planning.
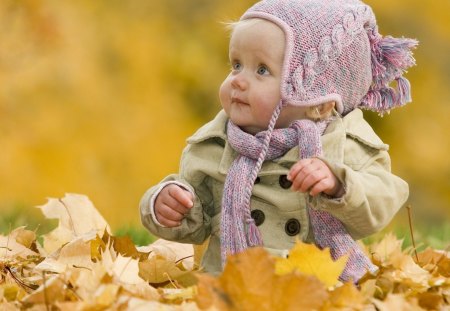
[220,19,309,134]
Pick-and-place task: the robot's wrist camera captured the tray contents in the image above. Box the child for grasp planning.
[140,0,417,282]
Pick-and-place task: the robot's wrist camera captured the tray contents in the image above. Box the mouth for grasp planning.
[231,97,248,105]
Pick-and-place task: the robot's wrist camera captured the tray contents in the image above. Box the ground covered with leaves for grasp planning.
[1,194,449,310]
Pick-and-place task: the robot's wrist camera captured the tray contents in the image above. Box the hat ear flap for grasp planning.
[361,28,418,114]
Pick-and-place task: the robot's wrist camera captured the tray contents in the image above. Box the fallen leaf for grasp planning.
[58,237,94,270]
[275,241,348,287]
[372,294,423,311]
[417,291,445,310]
[418,247,450,277]
[222,247,276,311]
[369,233,403,265]
[390,251,430,286]
[21,275,66,305]
[8,227,36,249]
[196,247,329,311]
[139,255,187,285]
[0,302,20,311]
[0,235,38,259]
[161,287,197,304]
[112,254,147,285]
[272,272,328,311]
[36,193,110,254]
[94,283,120,307]
[323,282,367,310]
[138,239,195,270]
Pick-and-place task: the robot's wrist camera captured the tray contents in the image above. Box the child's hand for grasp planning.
[288,158,344,197]
[154,184,194,227]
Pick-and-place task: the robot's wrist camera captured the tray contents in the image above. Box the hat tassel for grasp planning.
[362,29,418,113]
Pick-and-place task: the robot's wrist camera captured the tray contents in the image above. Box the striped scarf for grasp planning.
[220,113,377,282]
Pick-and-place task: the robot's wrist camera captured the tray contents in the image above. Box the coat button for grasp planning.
[254,177,260,184]
[251,209,265,226]
[279,175,292,189]
[285,219,301,236]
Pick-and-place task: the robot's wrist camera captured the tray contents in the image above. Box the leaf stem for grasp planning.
[406,205,419,262]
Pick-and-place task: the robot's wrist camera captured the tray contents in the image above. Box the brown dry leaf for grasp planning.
[418,247,450,277]
[417,291,445,310]
[94,283,120,308]
[220,247,275,311]
[359,279,377,300]
[57,237,94,269]
[34,237,94,274]
[372,294,424,311]
[110,235,148,260]
[8,227,36,249]
[21,275,66,305]
[323,282,367,310]
[36,193,110,254]
[389,251,430,287]
[0,283,27,302]
[112,254,147,285]
[369,233,404,265]
[90,234,106,261]
[196,247,275,311]
[272,272,328,311]
[67,265,104,301]
[138,239,195,270]
[195,273,229,311]
[0,235,38,259]
[139,255,187,285]
[0,302,20,311]
[121,283,160,301]
[127,297,201,310]
[161,287,197,304]
[275,241,347,287]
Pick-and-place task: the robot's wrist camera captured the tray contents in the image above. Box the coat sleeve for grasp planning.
[312,143,409,240]
[139,144,214,244]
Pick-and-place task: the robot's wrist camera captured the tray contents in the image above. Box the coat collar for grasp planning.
[186,109,388,176]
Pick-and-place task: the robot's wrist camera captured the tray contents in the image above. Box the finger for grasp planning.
[290,172,306,192]
[309,178,334,196]
[161,194,191,215]
[297,169,327,193]
[156,211,182,227]
[157,204,185,222]
[291,162,322,191]
[169,186,194,209]
[288,158,313,181]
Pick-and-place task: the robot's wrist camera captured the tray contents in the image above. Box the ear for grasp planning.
[318,101,335,117]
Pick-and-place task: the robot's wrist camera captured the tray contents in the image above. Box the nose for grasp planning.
[230,72,248,90]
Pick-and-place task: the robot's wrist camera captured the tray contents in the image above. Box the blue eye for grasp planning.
[257,65,269,75]
[232,62,242,71]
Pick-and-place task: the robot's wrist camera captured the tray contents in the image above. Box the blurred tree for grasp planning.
[0,0,449,232]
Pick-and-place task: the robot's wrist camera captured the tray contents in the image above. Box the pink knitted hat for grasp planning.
[241,0,418,115]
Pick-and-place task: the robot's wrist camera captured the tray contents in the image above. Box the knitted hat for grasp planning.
[241,0,418,115]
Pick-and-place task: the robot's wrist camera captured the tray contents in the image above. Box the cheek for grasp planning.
[255,88,281,119]
[219,80,231,109]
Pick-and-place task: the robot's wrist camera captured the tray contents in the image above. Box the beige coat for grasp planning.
[140,109,409,274]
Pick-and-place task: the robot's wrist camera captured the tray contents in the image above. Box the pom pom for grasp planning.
[396,76,412,104]
[363,28,418,113]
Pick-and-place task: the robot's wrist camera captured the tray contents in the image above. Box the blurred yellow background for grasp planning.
[0,0,449,234]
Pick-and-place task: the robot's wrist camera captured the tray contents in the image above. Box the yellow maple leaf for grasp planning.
[275,241,348,287]
[196,247,329,311]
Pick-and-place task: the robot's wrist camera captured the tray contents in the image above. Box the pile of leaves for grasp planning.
[1,194,449,310]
